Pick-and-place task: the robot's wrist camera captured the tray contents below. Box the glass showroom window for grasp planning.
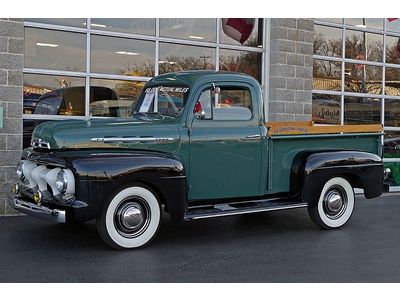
[313,18,400,189]
[91,35,155,76]
[23,73,86,116]
[23,18,266,146]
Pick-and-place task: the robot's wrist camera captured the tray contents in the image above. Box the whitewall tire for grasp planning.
[97,185,162,249]
[308,177,355,229]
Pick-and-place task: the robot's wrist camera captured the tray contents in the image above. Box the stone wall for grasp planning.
[268,18,314,122]
[0,19,23,215]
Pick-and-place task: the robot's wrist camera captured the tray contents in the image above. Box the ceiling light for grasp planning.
[189,35,204,40]
[91,23,107,28]
[83,22,107,28]
[36,43,59,48]
[115,51,138,56]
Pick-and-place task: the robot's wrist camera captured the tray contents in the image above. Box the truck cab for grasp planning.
[9,71,384,249]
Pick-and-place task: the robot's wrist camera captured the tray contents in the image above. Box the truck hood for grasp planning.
[31,117,181,152]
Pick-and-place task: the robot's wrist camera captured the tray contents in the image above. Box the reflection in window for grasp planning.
[24,27,86,72]
[385,67,400,96]
[160,19,216,42]
[219,49,262,82]
[386,36,400,65]
[385,100,400,127]
[312,94,340,125]
[23,74,85,116]
[386,18,400,33]
[345,18,383,30]
[383,131,400,186]
[220,18,263,47]
[135,85,190,118]
[90,19,155,36]
[313,25,342,57]
[89,79,145,117]
[91,35,155,76]
[313,59,341,91]
[344,63,382,94]
[159,43,215,73]
[345,30,383,62]
[25,18,87,28]
[344,96,381,124]
[314,18,343,24]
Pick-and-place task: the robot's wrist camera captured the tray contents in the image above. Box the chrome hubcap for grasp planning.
[114,198,150,238]
[323,185,347,219]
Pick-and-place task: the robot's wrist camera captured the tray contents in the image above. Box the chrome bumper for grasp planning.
[7,196,66,223]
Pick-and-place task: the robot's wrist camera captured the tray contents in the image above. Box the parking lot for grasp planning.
[0,193,399,283]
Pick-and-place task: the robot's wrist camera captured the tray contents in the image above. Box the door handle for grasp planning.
[245,134,261,140]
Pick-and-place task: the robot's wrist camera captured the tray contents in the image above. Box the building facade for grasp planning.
[1,18,399,216]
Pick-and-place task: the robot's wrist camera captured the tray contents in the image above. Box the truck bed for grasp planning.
[264,122,383,194]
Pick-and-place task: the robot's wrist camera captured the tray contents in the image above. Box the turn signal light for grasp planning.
[11,183,19,195]
[33,191,42,205]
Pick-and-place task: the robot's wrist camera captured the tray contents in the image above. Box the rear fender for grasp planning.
[290,150,383,206]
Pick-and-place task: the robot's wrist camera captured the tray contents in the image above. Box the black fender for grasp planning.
[290,150,383,206]
[61,150,187,223]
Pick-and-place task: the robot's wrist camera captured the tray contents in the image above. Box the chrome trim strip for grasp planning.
[185,203,308,220]
[7,196,66,223]
[245,134,261,139]
[90,137,174,143]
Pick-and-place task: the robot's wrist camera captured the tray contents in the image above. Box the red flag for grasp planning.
[221,18,255,44]
[388,18,399,22]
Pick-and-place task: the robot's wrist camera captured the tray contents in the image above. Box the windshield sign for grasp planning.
[136,85,190,117]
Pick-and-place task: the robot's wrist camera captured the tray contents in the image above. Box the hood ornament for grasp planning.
[31,138,51,149]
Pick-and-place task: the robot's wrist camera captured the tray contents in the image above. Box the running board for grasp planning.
[184,199,308,220]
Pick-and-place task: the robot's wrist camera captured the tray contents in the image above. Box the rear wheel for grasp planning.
[96,185,162,249]
[308,177,354,229]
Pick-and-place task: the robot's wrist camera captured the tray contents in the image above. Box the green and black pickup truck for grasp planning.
[9,71,384,249]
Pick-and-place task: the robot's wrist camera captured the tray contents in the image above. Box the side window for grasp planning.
[194,86,253,121]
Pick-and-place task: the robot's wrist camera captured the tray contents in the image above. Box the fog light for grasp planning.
[11,183,20,195]
[33,191,42,205]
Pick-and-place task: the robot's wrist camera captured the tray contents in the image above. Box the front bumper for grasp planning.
[7,195,66,223]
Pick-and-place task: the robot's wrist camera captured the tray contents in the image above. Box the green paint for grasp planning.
[30,71,383,202]
[384,153,400,185]
[267,134,381,194]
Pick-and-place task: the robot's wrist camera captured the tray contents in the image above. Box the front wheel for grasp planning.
[97,185,162,249]
[308,177,355,229]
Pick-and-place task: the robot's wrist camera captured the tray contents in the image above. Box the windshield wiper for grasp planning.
[132,112,171,119]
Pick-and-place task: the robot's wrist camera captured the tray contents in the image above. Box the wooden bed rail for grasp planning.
[266,121,383,137]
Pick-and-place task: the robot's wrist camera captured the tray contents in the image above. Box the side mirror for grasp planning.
[194,101,206,120]
[194,110,206,120]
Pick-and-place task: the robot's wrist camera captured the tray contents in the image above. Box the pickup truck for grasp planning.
[9,71,384,249]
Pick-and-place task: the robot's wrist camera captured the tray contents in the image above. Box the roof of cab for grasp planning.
[147,70,259,87]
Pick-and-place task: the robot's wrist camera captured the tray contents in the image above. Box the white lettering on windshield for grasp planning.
[145,87,189,93]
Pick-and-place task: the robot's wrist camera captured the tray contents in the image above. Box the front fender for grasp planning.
[62,150,187,223]
[290,150,383,205]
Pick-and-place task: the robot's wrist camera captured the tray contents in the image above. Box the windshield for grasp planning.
[134,85,190,118]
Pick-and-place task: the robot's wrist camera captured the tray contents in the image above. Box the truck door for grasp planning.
[188,82,262,201]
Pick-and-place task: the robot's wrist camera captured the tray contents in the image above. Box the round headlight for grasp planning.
[55,170,68,193]
[16,162,24,180]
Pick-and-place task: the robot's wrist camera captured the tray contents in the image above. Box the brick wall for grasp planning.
[268,18,314,122]
[0,19,23,216]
